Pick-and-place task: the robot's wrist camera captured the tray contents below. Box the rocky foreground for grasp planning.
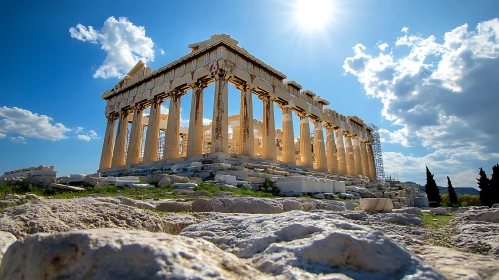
[0,197,498,279]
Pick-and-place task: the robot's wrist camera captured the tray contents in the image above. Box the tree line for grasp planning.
[424,164,499,207]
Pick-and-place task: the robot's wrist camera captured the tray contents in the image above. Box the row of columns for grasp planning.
[99,72,377,180]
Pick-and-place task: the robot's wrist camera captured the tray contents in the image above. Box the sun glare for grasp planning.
[293,0,334,32]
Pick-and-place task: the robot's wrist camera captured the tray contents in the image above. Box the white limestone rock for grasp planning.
[114,196,155,210]
[430,207,450,216]
[0,229,266,280]
[210,197,284,214]
[359,198,393,212]
[0,231,16,264]
[373,213,423,226]
[155,200,192,212]
[412,245,499,280]
[0,198,165,238]
[161,214,200,235]
[157,176,171,187]
[181,211,443,279]
[450,208,499,256]
[393,207,423,217]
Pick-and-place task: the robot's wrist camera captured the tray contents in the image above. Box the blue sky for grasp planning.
[1,0,498,187]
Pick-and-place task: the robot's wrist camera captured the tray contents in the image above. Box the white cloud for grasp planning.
[401,27,408,33]
[77,130,99,142]
[10,136,26,144]
[0,106,71,141]
[70,16,155,79]
[203,118,212,125]
[0,132,5,139]
[159,48,165,55]
[377,42,389,51]
[74,126,84,133]
[344,18,499,186]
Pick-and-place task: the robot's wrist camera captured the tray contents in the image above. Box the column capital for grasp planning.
[151,95,166,105]
[191,80,209,89]
[211,69,230,81]
[296,111,309,119]
[132,103,147,111]
[235,81,254,91]
[310,117,323,124]
[107,113,119,121]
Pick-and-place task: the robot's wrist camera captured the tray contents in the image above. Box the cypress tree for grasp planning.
[447,176,458,206]
[490,164,499,205]
[477,167,491,207]
[425,166,441,206]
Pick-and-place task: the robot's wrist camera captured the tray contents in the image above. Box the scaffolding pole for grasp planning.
[369,123,385,181]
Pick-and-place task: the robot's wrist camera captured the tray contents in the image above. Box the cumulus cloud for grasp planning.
[0,106,71,141]
[0,132,5,139]
[70,16,155,79]
[159,48,165,55]
[344,18,499,186]
[10,136,27,144]
[76,130,99,142]
[377,42,389,51]
[203,118,212,125]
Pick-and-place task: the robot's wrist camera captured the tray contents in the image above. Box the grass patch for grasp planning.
[422,212,456,248]
[194,183,274,198]
[0,182,275,207]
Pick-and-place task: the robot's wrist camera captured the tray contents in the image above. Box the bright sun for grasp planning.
[293,0,334,31]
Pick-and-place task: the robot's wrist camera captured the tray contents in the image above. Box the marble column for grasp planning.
[281,106,295,165]
[366,142,377,181]
[143,98,162,164]
[211,70,229,153]
[262,95,276,161]
[299,116,313,168]
[163,92,182,160]
[187,82,206,157]
[99,115,117,170]
[126,105,145,166]
[239,84,254,156]
[313,120,328,171]
[335,130,347,175]
[325,126,338,173]
[111,110,130,168]
[345,134,356,176]
[361,141,371,178]
[353,137,363,176]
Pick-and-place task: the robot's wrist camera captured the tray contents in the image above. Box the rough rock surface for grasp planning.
[209,197,284,214]
[393,207,423,217]
[0,231,16,264]
[430,207,450,216]
[412,245,499,280]
[155,200,192,212]
[161,214,200,235]
[0,229,266,280]
[0,198,165,238]
[181,211,443,279]
[371,213,423,226]
[114,196,155,210]
[450,208,499,256]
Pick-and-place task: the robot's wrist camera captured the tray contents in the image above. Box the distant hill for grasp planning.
[417,185,479,196]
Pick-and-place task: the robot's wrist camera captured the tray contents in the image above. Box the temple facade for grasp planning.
[98,34,377,180]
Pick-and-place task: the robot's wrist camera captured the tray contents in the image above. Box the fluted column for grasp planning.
[361,141,370,178]
[366,142,377,180]
[262,95,276,161]
[211,69,229,153]
[111,110,130,168]
[126,105,145,166]
[335,130,347,175]
[313,120,328,171]
[281,106,295,164]
[345,134,356,176]
[143,98,162,164]
[238,83,254,156]
[326,126,338,173]
[299,115,313,168]
[353,137,363,176]
[187,82,206,157]
[99,114,117,170]
[163,92,182,160]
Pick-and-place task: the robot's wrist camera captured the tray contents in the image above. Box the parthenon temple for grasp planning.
[99,34,378,180]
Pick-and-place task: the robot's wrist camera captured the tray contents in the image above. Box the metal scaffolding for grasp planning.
[369,123,385,181]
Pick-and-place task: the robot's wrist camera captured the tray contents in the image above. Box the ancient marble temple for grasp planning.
[99,34,377,180]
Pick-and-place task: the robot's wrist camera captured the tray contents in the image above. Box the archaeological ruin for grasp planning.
[98,34,377,180]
